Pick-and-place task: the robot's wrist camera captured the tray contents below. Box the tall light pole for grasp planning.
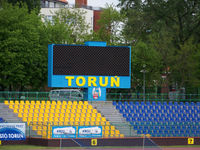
[140,64,146,102]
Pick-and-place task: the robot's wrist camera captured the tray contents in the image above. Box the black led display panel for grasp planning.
[53,45,130,76]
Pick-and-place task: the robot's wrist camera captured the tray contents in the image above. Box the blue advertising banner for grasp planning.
[0,123,26,141]
[78,126,102,138]
[52,126,76,138]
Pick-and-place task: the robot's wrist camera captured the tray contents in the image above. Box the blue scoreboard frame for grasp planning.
[48,41,131,101]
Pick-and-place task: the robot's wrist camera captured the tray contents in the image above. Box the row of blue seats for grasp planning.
[117,105,200,110]
[131,121,199,126]
[119,108,200,114]
[137,131,200,137]
[127,117,200,122]
[133,126,200,130]
[113,101,200,106]
[0,117,5,123]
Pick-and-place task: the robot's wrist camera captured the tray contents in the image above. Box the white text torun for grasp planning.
[65,76,120,87]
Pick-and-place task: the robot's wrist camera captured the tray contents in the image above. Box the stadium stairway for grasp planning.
[0,103,38,137]
[0,103,22,123]
[90,101,137,137]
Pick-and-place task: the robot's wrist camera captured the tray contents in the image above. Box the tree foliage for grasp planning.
[0,2,47,91]
[44,8,92,44]
[96,5,125,45]
[119,0,200,90]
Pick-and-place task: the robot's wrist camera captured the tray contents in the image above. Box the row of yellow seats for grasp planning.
[8,104,91,109]
[13,107,98,114]
[17,111,102,118]
[22,117,107,123]
[8,103,92,109]
[5,100,88,106]
[18,113,102,121]
[11,107,96,113]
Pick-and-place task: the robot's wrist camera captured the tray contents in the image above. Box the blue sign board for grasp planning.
[78,126,102,138]
[52,126,76,138]
[0,123,26,141]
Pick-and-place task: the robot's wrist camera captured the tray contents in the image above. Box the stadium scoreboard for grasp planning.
[48,41,131,100]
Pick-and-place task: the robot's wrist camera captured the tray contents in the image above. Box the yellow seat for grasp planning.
[77,105,82,109]
[85,121,90,126]
[78,101,83,105]
[70,118,74,122]
[25,100,30,105]
[86,113,91,117]
[84,101,88,105]
[51,105,55,109]
[57,101,62,105]
[10,100,14,104]
[93,109,98,113]
[120,134,124,138]
[80,118,85,122]
[45,109,49,113]
[50,109,55,113]
[62,101,67,105]
[70,113,75,118]
[83,105,87,109]
[36,101,40,105]
[46,101,51,105]
[88,105,93,109]
[22,117,27,122]
[85,117,90,122]
[106,121,110,125]
[60,113,65,118]
[111,126,115,130]
[64,121,69,125]
[30,105,34,109]
[91,113,96,117]
[64,118,69,122]
[35,105,40,109]
[29,109,34,113]
[91,117,95,122]
[52,101,56,105]
[65,113,70,118]
[9,104,14,109]
[14,105,19,109]
[4,100,9,105]
[75,117,79,122]
[30,101,35,105]
[105,126,110,130]
[87,109,92,113]
[115,130,120,135]
[24,104,29,109]
[55,109,60,113]
[102,117,106,122]
[13,108,18,113]
[90,121,95,125]
[95,121,100,125]
[73,101,77,105]
[41,100,46,105]
[18,113,23,117]
[15,100,19,105]
[70,121,75,125]
[96,118,101,122]
[68,101,72,105]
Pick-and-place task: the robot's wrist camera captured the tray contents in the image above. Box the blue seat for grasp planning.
[112,101,117,106]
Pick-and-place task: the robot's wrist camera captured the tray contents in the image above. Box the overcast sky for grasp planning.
[67,0,120,8]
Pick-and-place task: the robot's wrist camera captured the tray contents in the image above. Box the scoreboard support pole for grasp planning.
[84,41,107,101]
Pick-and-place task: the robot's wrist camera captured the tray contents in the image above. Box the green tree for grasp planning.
[6,0,41,14]
[44,8,92,44]
[131,41,162,89]
[0,2,48,91]
[96,4,125,45]
[119,0,200,90]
